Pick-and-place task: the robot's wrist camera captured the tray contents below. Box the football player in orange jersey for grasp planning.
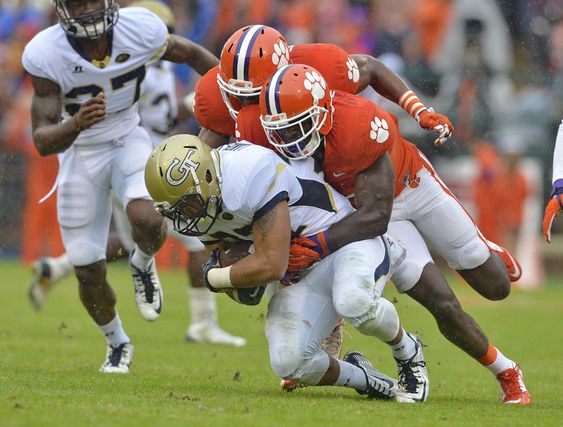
[543,120,563,243]
[192,25,452,150]
[258,64,530,405]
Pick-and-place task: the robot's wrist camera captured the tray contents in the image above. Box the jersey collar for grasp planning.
[66,30,113,69]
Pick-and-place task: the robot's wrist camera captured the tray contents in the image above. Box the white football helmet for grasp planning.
[53,0,119,39]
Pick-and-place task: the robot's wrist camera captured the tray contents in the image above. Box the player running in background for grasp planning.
[258,63,530,405]
[543,120,563,243]
[27,0,245,347]
[144,135,427,403]
[22,0,217,373]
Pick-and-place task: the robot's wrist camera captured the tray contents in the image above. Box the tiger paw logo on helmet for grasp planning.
[303,71,327,101]
[272,41,289,68]
[370,117,389,143]
[346,57,360,83]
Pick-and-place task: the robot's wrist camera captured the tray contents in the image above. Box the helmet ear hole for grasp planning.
[206,170,213,184]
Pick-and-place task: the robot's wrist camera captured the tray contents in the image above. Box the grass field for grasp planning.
[1,260,562,427]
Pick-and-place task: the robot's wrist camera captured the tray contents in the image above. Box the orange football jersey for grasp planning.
[322,91,395,204]
[235,90,424,201]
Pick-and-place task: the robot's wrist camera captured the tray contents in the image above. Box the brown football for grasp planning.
[217,241,254,267]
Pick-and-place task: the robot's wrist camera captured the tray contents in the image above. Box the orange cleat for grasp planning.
[280,379,307,392]
[487,242,522,282]
[496,365,531,405]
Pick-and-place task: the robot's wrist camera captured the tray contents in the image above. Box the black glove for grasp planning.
[202,249,221,293]
[224,285,266,306]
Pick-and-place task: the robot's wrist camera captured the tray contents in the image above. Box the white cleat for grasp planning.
[130,253,163,321]
[28,257,64,311]
[394,333,429,403]
[100,343,134,374]
[344,351,398,399]
[186,322,247,347]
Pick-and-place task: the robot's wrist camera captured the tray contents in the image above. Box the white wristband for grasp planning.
[207,266,232,290]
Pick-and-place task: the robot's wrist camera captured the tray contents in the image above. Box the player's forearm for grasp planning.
[164,35,218,76]
[325,155,394,252]
[229,253,287,287]
[353,54,409,102]
[33,118,79,156]
[325,204,392,253]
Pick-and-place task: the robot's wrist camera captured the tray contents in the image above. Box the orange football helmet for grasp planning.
[218,25,290,119]
[259,64,334,159]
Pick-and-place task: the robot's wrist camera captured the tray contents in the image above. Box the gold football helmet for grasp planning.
[128,0,175,32]
[145,134,222,236]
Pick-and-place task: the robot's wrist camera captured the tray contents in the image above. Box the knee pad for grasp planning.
[58,182,94,229]
[448,239,490,270]
[269,346,305,380]
[65,238,105,267]
[351,298,400,342]
[270,348,330,386]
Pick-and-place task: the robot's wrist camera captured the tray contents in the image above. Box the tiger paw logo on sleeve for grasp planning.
[370,117,389,143]
[346,57,360,83]
[303,71,327,101]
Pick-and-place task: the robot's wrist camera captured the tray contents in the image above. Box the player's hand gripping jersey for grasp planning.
[22,7,169,146]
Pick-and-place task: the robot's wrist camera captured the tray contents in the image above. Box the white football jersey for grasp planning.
[139,60,177,137]
[199,142,354,245]
[22,7,168,146]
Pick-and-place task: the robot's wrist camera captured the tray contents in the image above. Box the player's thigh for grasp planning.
[406,168,489,270]
[331,238,389,319]
[111,126,154,206]
[57,150,112,266]
[387,220,434,293]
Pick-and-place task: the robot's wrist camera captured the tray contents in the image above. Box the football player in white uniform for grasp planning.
[27,0,245,347]
[144,135,429,403]
[21,0,218,373]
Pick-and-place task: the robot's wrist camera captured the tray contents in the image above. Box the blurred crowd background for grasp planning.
[1,0,562,279]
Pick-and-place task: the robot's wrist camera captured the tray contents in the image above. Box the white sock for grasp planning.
[52,254,74,279]
[189,287,217,326]
[334,360,368,391]
[99,312,130,346]
[485,348,515,376]
[130,245,153,270]
[391,329,417,360]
